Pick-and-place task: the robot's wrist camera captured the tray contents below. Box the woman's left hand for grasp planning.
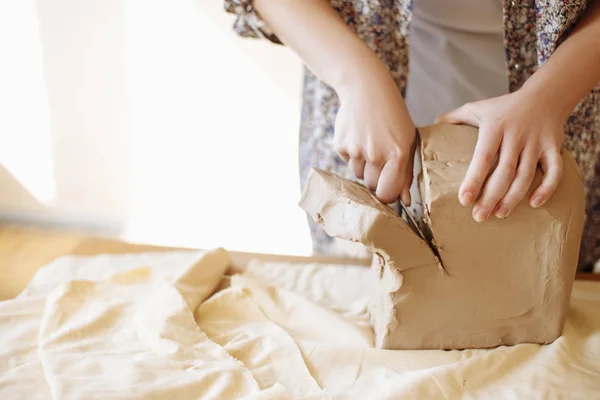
[436,88,565,222]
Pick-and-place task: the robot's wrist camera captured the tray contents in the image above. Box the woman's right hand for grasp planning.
[252,0,417,205]
[334,67,417,206]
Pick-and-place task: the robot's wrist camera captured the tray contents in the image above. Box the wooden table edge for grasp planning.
[71,237,599,280]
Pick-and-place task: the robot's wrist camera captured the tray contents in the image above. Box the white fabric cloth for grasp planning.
[406,0,509,125]
[0,250,294,400]
[1,250,600,399]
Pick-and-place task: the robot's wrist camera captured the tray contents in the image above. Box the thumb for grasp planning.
[435,102,480,126]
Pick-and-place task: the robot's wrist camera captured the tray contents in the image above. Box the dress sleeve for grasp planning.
[224,0,283,45]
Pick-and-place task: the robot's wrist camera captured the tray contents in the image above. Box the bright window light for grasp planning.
[0,0,55,204]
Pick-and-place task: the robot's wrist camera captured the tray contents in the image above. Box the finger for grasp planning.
[400,151,415,206]
[459,125,502,206]
[335,142,362,163]
[349,158,366,180]
[364,161,383,192]
[529,149,563,208]
[376,156,407,205]
[337,150,349,163]
[493,147,539,218]
[435,102,480,126]
[401,186,412,207]
[347,145,363,160]
[472,140,520,222]
[334,138,349,162]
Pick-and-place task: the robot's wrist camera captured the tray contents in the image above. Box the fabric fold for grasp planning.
[38,270,262,399]
[0,295,52,399]
[195,282,331,400]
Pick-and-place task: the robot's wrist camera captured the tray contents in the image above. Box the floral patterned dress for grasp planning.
[225,0,600,271]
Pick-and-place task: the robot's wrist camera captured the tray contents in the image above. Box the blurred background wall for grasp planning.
[0,0,313,255]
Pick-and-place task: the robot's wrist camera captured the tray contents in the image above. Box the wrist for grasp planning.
[519,76,575,123]
[331,49,391,100]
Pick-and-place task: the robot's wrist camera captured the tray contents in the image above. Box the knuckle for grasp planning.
[523,170,536,183]
[516,171,535,189]
[466,175,485,190]
[511,136,526,149]
[364,140,376,160]
[397,150,409,165]
[498,200,513,212]
[481,120,501,134]
[503,157,519,172]
[510,127,527,138]
[506,187,527,205]
[543,147,561,161]
[388,146,402,160]
[535,188,550,200]
[554,162,564,179]
[517,163,538,180]
[348,145,362,159]
[493,118,509,131]
[476,150,496,167]
[367,149,383,164]
[497,163,518,179]
[474,175,487,187]
[496,173,515,187]
[529,143,542,156]
[481,191,502,206]
[519,162,537,179]
[390,148,410,167]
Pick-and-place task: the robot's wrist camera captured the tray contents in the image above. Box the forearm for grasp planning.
[522,0,600,120]
[253,0,389,94]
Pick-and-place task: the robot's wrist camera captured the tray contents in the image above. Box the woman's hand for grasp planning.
[436,88,566,222]
[334,67,417,206]
[251,0,420,206]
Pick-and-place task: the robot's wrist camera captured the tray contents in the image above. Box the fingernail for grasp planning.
[473,207,489,223]
[460,191,474,206]
[531,196,544,208]
[495,205,509,219]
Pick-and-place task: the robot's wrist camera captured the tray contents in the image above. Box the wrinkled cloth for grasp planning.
[1,250,600,399]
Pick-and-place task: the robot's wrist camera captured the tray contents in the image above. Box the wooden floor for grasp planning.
[1,222,598,301]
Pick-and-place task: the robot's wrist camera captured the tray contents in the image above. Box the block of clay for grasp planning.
[299,123,585,350]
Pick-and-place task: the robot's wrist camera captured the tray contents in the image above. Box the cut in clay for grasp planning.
[299,123,585,350]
